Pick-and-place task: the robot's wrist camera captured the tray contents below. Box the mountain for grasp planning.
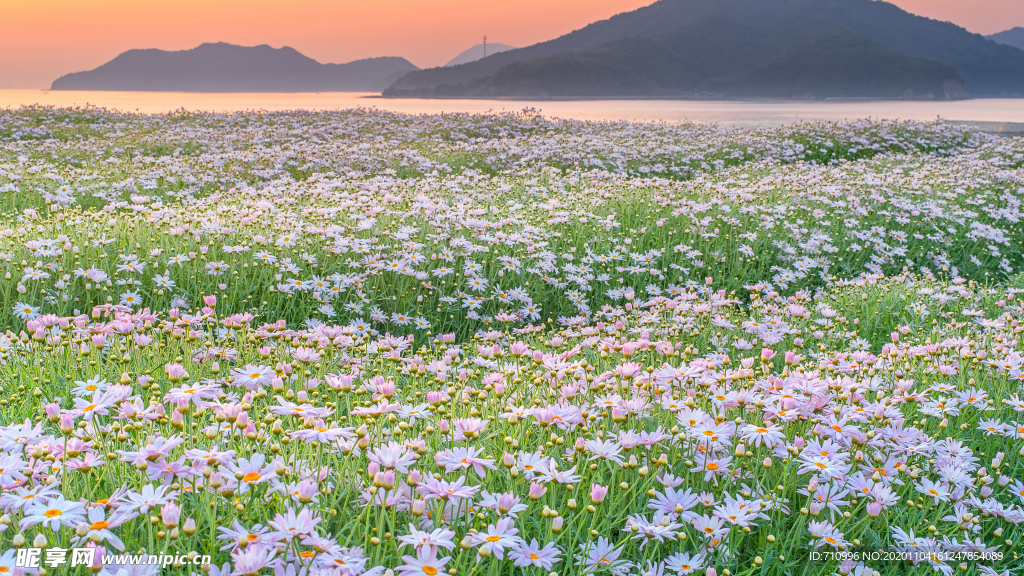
[443,23,964,99]
[386,0,1024,98]
[51,42,419,92]
[987,27,1024,52]
[446,43,517,67]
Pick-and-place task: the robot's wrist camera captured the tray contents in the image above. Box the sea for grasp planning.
[2,89,1023,128]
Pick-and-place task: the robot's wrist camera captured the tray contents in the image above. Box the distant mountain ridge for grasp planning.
[442,22,964,99]
[386,0,1024,98]
[51,42,419,92]
[446,44,517,67]
[987,27,1024,52]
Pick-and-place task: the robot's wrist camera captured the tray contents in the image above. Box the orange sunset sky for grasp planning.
[2,0,1022,89]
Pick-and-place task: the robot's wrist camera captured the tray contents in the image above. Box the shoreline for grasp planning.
[947,120,1024,135]
[368,94,980,103]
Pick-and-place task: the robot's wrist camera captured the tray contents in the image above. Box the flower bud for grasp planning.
[160,503,181,528]
[551,516,563,533]
[529,482,547,500]
[809,501,824,516]
[60,413,75,434]
[866,501,882,518]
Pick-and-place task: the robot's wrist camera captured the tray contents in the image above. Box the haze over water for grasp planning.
[3,89,1023,127]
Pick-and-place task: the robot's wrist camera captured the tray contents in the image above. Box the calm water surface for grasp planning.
[2,89,1023,127]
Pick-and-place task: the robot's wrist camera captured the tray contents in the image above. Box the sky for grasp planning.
[1,0,1022,89]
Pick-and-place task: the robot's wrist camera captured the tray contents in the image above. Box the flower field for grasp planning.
[0,106,1023,576]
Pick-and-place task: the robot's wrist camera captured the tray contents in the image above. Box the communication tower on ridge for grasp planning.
[483,36,487,58]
